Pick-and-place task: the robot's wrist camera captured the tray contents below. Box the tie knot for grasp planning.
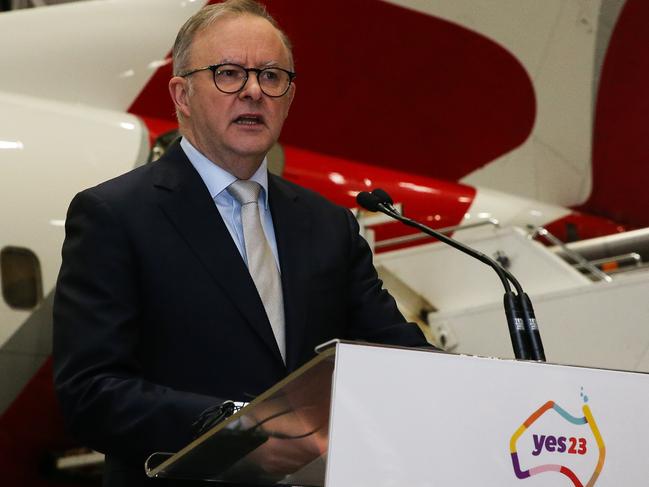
[227,180,261,206]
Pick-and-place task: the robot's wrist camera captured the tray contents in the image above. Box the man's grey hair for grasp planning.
[172,0,294,77]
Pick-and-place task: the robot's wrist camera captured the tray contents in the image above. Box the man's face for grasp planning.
[177,15,294,171]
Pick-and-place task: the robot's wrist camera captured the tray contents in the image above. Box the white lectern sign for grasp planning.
[326,343,648,487]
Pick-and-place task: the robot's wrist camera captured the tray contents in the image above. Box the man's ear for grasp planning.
[169,76,192,118]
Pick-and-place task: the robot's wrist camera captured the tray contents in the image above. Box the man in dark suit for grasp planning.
[53,1,429,485]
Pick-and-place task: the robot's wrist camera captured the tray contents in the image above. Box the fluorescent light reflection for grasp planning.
[398,182,437,194]
[148,59,170,70]
[328,172,346,185]
[0,140,24,150]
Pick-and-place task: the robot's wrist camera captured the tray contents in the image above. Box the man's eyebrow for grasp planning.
[218,58,284,68]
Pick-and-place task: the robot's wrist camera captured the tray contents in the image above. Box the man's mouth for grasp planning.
[234,114,264,126]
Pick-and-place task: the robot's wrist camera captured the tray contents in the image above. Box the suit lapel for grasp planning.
[151,141,284,365]
[269,176,312,372]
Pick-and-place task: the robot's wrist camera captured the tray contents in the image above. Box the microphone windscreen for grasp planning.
[372,188,394,205]
[356,191,381,212]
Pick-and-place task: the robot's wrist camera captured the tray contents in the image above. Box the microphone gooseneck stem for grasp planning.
[377,203,511,292]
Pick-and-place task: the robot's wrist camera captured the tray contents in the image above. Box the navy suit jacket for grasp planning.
[53,140,428,485]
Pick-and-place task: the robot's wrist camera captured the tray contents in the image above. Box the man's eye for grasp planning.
[217,69,237,78]
[261,70,279,81]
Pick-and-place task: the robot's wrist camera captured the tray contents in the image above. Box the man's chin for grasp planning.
[226,127,278,157]
[231,141,275,160]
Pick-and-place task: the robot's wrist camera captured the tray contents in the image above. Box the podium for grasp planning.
[145,341,649,486]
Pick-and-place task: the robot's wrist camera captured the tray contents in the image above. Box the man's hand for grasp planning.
[244,402,328,475]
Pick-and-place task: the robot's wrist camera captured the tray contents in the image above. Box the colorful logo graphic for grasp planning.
[510,390,606,486]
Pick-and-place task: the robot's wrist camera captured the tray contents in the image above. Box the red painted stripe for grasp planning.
[0,357,77,486]
[583,0,649,227]
[542,212,626,242]
[282,145,475,251]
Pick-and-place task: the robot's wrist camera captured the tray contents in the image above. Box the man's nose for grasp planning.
[238,73,263,100]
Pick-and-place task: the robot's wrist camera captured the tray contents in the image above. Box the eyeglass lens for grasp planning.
[214,64,291,97]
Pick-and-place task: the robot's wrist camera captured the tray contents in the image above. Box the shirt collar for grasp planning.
[180,136,270,209]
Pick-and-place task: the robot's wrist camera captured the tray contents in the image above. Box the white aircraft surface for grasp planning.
[1,0,648,483]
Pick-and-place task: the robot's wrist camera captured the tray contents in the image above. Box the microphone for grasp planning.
[356,191,382,212]
[372,188,394,206]
[358,188,545,361]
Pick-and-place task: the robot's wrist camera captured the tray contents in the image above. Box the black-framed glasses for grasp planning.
[180,63,296,98]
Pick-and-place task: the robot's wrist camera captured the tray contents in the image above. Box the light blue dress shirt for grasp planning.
[180,137,280,270]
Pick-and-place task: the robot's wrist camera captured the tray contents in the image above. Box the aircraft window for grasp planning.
[0,246,43,310]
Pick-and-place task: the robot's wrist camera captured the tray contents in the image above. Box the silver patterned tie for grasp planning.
[227,180,286,361]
